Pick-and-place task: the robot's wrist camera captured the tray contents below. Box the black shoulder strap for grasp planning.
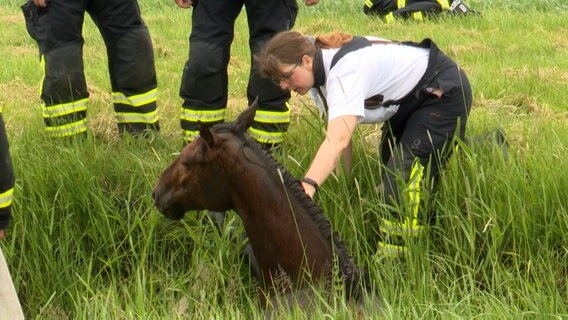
[321,36,394,115]
[330,37,372,70]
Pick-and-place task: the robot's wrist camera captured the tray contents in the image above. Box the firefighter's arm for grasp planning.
[302,115,358,197]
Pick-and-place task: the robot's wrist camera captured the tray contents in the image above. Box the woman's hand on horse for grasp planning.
[301,182,316,198]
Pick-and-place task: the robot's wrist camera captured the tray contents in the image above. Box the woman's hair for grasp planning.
[257,31,353,79]
[315,32,354,49]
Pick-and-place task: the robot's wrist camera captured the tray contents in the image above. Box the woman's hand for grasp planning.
[33,0,47,7]
[301,182,316,198]
[174,0,193,9]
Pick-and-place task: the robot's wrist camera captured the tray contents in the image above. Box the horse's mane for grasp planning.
[213,122,367,298]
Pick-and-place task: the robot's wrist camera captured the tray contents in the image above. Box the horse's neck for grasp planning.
[230,163,313,234]
[226,156,333,282]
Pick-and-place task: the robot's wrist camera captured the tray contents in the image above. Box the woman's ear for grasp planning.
[303,54,313,69]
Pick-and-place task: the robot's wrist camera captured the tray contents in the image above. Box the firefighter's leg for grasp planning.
[378,141,427,258]
[21,1,89,138]
[245,0,298,149]
[0,117,22,320]
[390,0,449,21]
[363,0,397,16]
[0,115,15,230]
[89,0,159,135]
[179,0,243,143]
[377,68,472,257]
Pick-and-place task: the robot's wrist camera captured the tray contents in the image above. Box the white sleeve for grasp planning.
[326,70,366,123]
[361,104,400,124]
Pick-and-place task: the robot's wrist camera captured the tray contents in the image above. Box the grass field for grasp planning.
[1,0,567,318]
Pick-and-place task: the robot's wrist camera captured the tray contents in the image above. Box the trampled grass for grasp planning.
[1,0,567,318]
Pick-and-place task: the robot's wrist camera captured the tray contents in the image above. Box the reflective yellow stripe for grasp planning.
[397,0,406,9]
[42,98,88,118]
[0,189,14,209]
[180,108,225,123]
[253,109,290,124]
[39,54,45,96]
[377,241,406,257]
[412,11,424,21]
[112,88,157,107]
[385,13,396,23]
[437,0,451,10]
[182,130,199,142]
[248,127,285,144]
[115,111,159,124]
[45,119,87,138]
[364,0,373,8]
[408,159,424,220]
[379,159,424,238]
[379,217,423,237]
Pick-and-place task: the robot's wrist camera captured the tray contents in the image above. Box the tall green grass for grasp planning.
[1,0,567,318]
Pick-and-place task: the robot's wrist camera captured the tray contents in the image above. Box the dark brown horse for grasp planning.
[152,100,369,305]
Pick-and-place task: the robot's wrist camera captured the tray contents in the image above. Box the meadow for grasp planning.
[0,0,567,318]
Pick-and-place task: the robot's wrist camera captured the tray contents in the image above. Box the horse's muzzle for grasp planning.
[151,189,186,220]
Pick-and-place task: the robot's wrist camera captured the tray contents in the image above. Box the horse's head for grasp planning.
[152,99,258,220]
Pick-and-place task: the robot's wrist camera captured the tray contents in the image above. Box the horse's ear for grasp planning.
[234,96,258,134]
[198,121,215,147]
[180,122,213,165]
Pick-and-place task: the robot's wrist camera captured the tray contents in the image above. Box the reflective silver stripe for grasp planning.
[365,0,373,8]
[0,189,14,209]
[397,0,406,9]
[115,111,159,124]
[180,108,225,123]
[45,119,87,137]
[112,89,157,107]
[42,98,88,118]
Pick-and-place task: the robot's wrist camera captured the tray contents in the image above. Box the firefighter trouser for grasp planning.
[21,0,159,138]
[364,0,451,22]
[0,115,15,231]
[179,0,297,146]
[377,62,472,257]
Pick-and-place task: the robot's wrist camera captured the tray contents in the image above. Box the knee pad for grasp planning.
[42,45,87,103]
[113,27,156,90]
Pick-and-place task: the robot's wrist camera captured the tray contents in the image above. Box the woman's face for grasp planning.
[273,55,314,95]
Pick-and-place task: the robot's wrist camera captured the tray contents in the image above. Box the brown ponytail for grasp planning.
[315,32,354,49]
